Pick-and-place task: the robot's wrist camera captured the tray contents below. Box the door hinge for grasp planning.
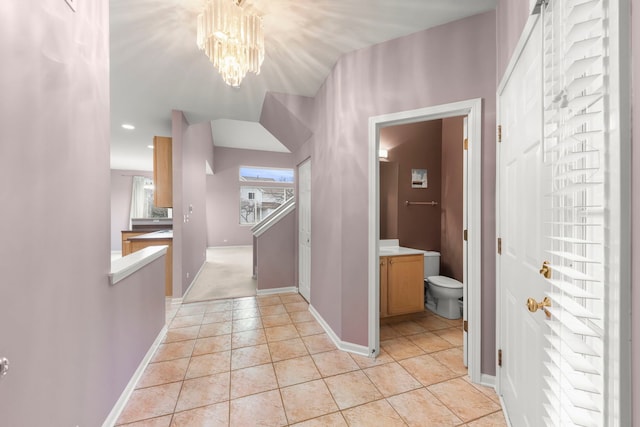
[497,125,502,143]
[498,349,503,367]
[463,320,468,332]
[497,237,502,255]
[463,229,468,241]
[463,138,468,150]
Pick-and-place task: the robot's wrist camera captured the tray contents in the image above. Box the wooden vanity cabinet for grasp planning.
[380,254,424,317]
[153,136,172,208]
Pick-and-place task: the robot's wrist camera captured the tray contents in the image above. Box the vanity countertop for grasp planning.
[379,239,426,256]
[379,246,426,256]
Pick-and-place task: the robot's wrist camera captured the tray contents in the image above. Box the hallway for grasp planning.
[115,293,505,426]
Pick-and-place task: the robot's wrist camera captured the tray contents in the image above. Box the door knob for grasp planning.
[526,296,551,318]
[539,261,552,279]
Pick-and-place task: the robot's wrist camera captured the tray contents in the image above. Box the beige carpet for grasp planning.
[183,246,256,303]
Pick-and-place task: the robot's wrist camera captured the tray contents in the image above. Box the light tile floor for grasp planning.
[116,293,507,426]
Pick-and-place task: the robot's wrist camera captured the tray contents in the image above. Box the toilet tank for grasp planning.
[423,252,441,279]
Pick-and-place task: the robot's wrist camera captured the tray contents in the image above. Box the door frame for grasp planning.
[367,98,483,384]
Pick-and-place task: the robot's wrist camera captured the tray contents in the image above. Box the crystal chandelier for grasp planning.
[196,0,265,87]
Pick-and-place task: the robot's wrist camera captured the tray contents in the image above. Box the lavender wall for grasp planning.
[256,210,296,290]
[171,111,185,296]
[260,93,312,153]
[383,121,443,251]
[379,161,399,239]
[496,0,531,81]
[110,170,153,251]
[441,117,465,282]
[271,12,497,370]
[181,120,213,294]
[379,118,464,281]
[206,147,294,246]
[172,114,213,296]
[0,1,164,424]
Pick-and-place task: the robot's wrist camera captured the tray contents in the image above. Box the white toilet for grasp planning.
[423,251,463,319]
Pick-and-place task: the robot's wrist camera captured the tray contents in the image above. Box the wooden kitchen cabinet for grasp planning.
[153,136,172,208]
[380,254,424,317]
[121,231,147,256]
[122,230,173,296]
[128,235,173,297]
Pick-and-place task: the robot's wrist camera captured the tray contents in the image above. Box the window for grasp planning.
[239,166,294,183]
[239,167,294,225]
[130,176,170,220]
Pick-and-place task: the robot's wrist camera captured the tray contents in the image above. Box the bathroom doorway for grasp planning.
[367,99,483,384]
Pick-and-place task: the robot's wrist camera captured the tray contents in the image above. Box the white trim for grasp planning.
[251,198,296,237]
[368,98,483,383]
[109,246,168,285]
[309,305,370,357]
[606,0,632,424]
[496,15,541,95]
[256,286,298,296]
[480,373,496,388]
[101,325,168,427]
[498,395,513,427]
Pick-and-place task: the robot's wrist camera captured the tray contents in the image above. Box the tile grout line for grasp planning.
[119,293,503,426]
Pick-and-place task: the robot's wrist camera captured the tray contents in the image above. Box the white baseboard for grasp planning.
[497,395,512,427]
[181,261,207,300]
[256,286,298,296]
[479,375,511,426]
[480,373,496,388]
[102,325,167,427]
[308,305,370,357]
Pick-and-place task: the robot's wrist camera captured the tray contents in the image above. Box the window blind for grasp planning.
[541,0,607,426]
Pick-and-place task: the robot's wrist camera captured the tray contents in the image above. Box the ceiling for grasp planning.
[109,0,497,171]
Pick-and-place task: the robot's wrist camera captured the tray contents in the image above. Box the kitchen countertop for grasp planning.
[128,230,173,240]
[109,245,168,285]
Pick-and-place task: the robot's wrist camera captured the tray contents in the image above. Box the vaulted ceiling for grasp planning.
[109,0,497,171]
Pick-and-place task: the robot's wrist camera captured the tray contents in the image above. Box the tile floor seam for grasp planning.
[119,293,505,426]
[426,380,493,424]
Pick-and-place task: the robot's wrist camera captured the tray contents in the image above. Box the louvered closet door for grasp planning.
[498,0,617,426]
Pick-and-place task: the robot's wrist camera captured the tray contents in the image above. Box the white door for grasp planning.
[298,159,311,302]
[497,14,547,426]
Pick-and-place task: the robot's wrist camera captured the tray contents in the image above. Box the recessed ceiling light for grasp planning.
[147,145,154,149]
[121,124,135,130]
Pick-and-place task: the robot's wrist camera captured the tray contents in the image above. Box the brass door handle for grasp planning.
[539,261,552,279]
[527,296,551,318]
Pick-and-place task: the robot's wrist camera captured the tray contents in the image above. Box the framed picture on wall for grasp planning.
[411,169,428,188]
